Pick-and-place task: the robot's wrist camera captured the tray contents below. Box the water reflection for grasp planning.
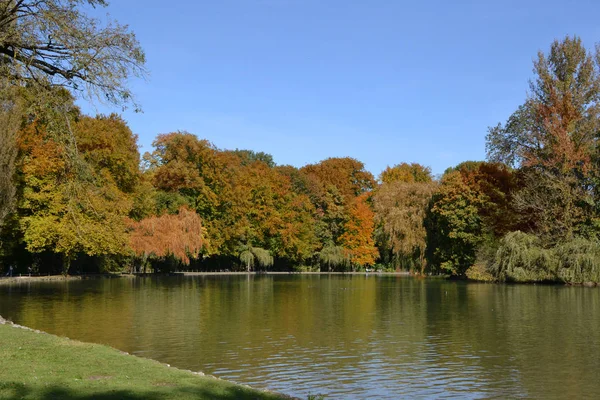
[1,276,598,398]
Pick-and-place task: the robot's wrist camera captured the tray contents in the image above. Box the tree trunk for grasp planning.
[62,254,71,276]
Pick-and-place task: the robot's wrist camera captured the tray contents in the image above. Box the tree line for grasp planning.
[1,2,599,283]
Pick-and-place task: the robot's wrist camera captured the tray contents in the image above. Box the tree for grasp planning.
[449,161,524,238]
[238,245,273,271]
[16,110,139,274]
[339,193,378,269]
[486,36,600,243]
[75,114,141,194]
[379,163,432,184]
[425,171,485,276]
[300,157,375,203]
[374,181,437,273]
[487,36,600,173]
[128,206,205,268]
[318,245,349,271]
[146,133,320,265]
[229,149,275,168]
[425,162,522,276]
[146,132,224,252]
[0,0,146,108]
[298,158,375,255]
[0,86,21,233]
[0,0,145,255]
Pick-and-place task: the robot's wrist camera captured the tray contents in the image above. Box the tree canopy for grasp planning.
[0,0,146,108]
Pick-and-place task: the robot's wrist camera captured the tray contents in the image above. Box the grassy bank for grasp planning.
[0,319,291,400]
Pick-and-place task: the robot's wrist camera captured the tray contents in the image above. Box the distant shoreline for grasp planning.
[175,271,412,276]
[0,270,412,285]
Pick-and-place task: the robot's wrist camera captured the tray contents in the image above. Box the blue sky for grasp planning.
[80,0,600,176]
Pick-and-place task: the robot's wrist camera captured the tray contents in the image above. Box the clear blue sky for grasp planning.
[79,0,600,176]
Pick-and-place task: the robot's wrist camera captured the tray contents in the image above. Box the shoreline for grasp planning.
[1,271,597,287]
[0,270,411,285]
[175,271,412,276]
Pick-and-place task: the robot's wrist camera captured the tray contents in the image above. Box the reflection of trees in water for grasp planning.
[1,277,599,398]
[422,282,600,398]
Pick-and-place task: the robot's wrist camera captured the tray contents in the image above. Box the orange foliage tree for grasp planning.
[300,157,375,203]
[339,193,378,268]
[128,207,205,266]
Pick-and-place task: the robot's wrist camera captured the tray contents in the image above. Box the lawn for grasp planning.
[0,321,291,400]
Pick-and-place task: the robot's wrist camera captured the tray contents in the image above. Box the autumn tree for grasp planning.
[487,36,600,242]
[146,133,320,267]
[300,157,375,203]
[296,158,375,255]
[17,117,134,274]
[425,162,522,276]
[75,114,141,193]
[0,0,145,266]
[447,162,523,238]
[146,132,223,250]
[487,36,599,173]
[230,149,276,167]
[128,206,205,270]
[339,193,378,269]
[379,163,433,184]
[374,181,437,273]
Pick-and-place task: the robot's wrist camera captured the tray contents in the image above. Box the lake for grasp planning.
[0,275,598,399]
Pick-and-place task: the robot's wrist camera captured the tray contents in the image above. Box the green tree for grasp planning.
[425,171,485,276]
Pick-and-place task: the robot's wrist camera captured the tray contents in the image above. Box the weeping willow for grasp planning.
[488,231,600,284]
[239,246,274,271]
[490,231,556,282]
[318,245,350,271]
[554,238,600,284]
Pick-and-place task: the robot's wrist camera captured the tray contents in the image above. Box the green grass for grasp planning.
[0,322,291,400]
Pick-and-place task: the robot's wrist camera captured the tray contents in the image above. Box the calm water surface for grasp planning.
[0,275,599,399]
